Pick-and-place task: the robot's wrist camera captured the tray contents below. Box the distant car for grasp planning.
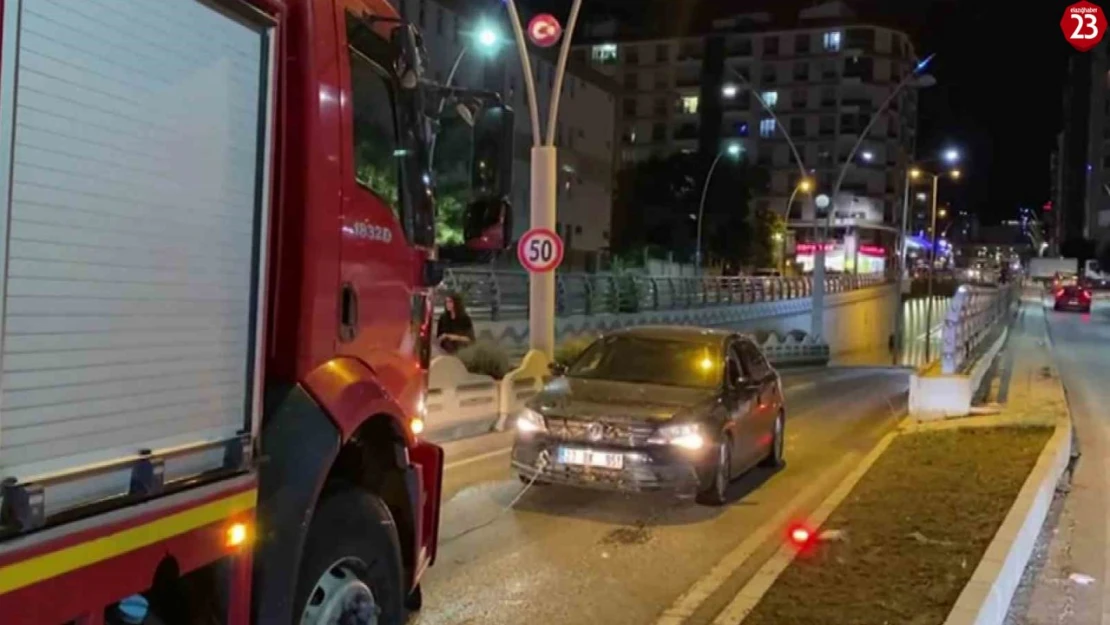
[1053,285,1092,313]
[511,326,786,506]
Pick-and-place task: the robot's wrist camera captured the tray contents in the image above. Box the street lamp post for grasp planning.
[919,165,961,362]
[503,0,585,358]
[695,143,741,272]
[810,55,936,338]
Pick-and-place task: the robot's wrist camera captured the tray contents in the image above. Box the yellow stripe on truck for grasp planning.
[0,489,257,595]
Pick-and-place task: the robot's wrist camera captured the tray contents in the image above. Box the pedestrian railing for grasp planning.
[940,284,1017,375]
[442,269,890,321]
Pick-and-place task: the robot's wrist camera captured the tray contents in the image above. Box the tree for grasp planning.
[613,152,767,267]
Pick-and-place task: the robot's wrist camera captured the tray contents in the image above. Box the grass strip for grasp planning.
[742,426,1053,625]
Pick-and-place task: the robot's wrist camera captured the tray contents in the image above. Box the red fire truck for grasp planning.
[0,0,513,622]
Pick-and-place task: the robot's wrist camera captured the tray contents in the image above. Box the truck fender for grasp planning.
[302,356,414,444]
[253,384,341,625]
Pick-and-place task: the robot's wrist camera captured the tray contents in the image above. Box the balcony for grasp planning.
[674,124,699,140]
[676,75,701,88]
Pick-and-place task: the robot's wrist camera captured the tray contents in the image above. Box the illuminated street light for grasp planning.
[861,150,874,162]
[476,23,501,50]
[726,142,742,157]
[798,178,814,193]
[916,192,927,201]
[695,143,745,268]
[722,84,738,98]
[943,148,960,164]
[950,169,961,179]
[939,208,948,218]
[910,168,922,179]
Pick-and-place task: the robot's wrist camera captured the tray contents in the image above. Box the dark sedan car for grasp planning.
[1053,285,1092,313]
[511,326,786,505]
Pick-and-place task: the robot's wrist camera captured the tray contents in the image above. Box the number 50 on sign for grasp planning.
[517,228,565,273]
[1062,1,1107,52]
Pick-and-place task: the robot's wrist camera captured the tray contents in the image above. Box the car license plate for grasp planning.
[1070,299,1078,304]
[558,447,624,469]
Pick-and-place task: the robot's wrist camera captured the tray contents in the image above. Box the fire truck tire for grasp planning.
[294,484,406,625]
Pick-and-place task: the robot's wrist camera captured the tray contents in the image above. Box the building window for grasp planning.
[760,118,777,138]
[790,117,806,137]
[654,97,667,115]
[656,44,668,63]
[793,62,809,81]
[652,123,666,141]
[624,72,639,90]
[626,45,640,65]
[760,91,778,108]
[792,88,807,108]
[762,65,777,85]
[795,34,811,54]
[735,121,750,137]
[591,43,619,64]
[623,98,637,116]
[680,96,699,114]
[435,6,443,35]
[823,31,842,51]
[763,35,779,55]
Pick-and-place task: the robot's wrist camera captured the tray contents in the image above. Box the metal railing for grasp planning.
[442,269,890,321]
[940,284,1016,374]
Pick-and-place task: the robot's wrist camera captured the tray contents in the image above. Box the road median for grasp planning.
[714,302,1070,625]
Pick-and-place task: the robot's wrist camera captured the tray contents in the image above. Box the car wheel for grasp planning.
[697,438,731,506]
[294,484,406,625]
[760,411,786,469]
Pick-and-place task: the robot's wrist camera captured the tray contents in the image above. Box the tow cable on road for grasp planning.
[439,449,551,545]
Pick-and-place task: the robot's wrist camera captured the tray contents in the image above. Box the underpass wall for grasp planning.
[475,284,899,359]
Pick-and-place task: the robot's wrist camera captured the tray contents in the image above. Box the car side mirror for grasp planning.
[464,105,515,251]
[549,361,567,377]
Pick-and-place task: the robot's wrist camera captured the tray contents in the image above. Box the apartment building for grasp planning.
[574,2,919,253]
[1056,37,1110,253]
[399,0,618,268]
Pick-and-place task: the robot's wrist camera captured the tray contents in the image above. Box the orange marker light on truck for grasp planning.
[226,522,250,549]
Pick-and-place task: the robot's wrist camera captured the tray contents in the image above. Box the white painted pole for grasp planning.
[503,0,541,147]
[529,146,558,354]
[695,151,726,274]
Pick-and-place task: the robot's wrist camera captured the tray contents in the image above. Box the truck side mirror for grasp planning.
[465,105,515,251]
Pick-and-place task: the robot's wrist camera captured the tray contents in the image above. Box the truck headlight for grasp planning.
[648,423,704,450]
[516,407,547,433]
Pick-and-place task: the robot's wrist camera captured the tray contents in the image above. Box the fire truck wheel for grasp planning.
[295,485,406,625]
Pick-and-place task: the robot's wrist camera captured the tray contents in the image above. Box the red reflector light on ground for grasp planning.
[790,527,810,544]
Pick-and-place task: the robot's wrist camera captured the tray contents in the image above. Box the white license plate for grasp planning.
[1070,299,1078,304]
[558,447,624,469]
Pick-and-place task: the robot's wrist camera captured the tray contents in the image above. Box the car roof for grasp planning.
[604,325,749,346]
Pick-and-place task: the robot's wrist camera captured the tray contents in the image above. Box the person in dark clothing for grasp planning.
[437,292,475,355]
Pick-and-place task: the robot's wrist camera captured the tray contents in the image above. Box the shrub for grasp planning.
[456,340,511,379]
[554,335,596,367]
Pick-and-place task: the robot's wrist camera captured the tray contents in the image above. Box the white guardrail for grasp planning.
[941,284,1017,375]
[424,333,830,441]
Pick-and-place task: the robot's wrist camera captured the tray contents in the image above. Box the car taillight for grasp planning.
[1055,289,1065,298]
[1081,289,1092,300]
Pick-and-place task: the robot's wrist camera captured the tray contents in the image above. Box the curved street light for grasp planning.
[695,143,742,271]
[810,54,937,337]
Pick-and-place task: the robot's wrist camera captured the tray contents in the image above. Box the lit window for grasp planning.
[823,31,841,51]
[760,118,776,138]
[591,44,619,64]
[761,91,778,108]
[681,96,699,114]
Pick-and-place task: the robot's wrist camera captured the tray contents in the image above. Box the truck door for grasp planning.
[335,9,423,405]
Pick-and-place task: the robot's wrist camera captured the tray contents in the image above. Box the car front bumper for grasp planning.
[511,434,715,497]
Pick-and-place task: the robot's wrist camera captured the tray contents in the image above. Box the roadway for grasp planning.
[414,366,910,625]
[1004,291,1110,623]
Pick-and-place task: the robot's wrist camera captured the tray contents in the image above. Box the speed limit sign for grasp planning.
[517,228,564,273]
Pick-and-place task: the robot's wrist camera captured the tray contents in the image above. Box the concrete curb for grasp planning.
[709,416,912,624]
[941,416,1071,625]
[941,307,1073,625]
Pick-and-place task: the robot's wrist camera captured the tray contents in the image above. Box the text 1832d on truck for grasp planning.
[0,0,513,623]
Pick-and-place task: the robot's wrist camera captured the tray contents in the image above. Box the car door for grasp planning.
[724,341,763,470]
[739,340,779,455]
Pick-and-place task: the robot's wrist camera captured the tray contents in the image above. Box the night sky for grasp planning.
[524,0,1082,225]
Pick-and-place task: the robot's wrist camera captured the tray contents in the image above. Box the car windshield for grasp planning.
[565,335,722,388]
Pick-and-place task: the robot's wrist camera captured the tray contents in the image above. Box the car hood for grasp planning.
[530,377,717,422]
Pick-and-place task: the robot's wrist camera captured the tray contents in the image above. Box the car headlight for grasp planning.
[648,423,704,450]
[516,407,547,433]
